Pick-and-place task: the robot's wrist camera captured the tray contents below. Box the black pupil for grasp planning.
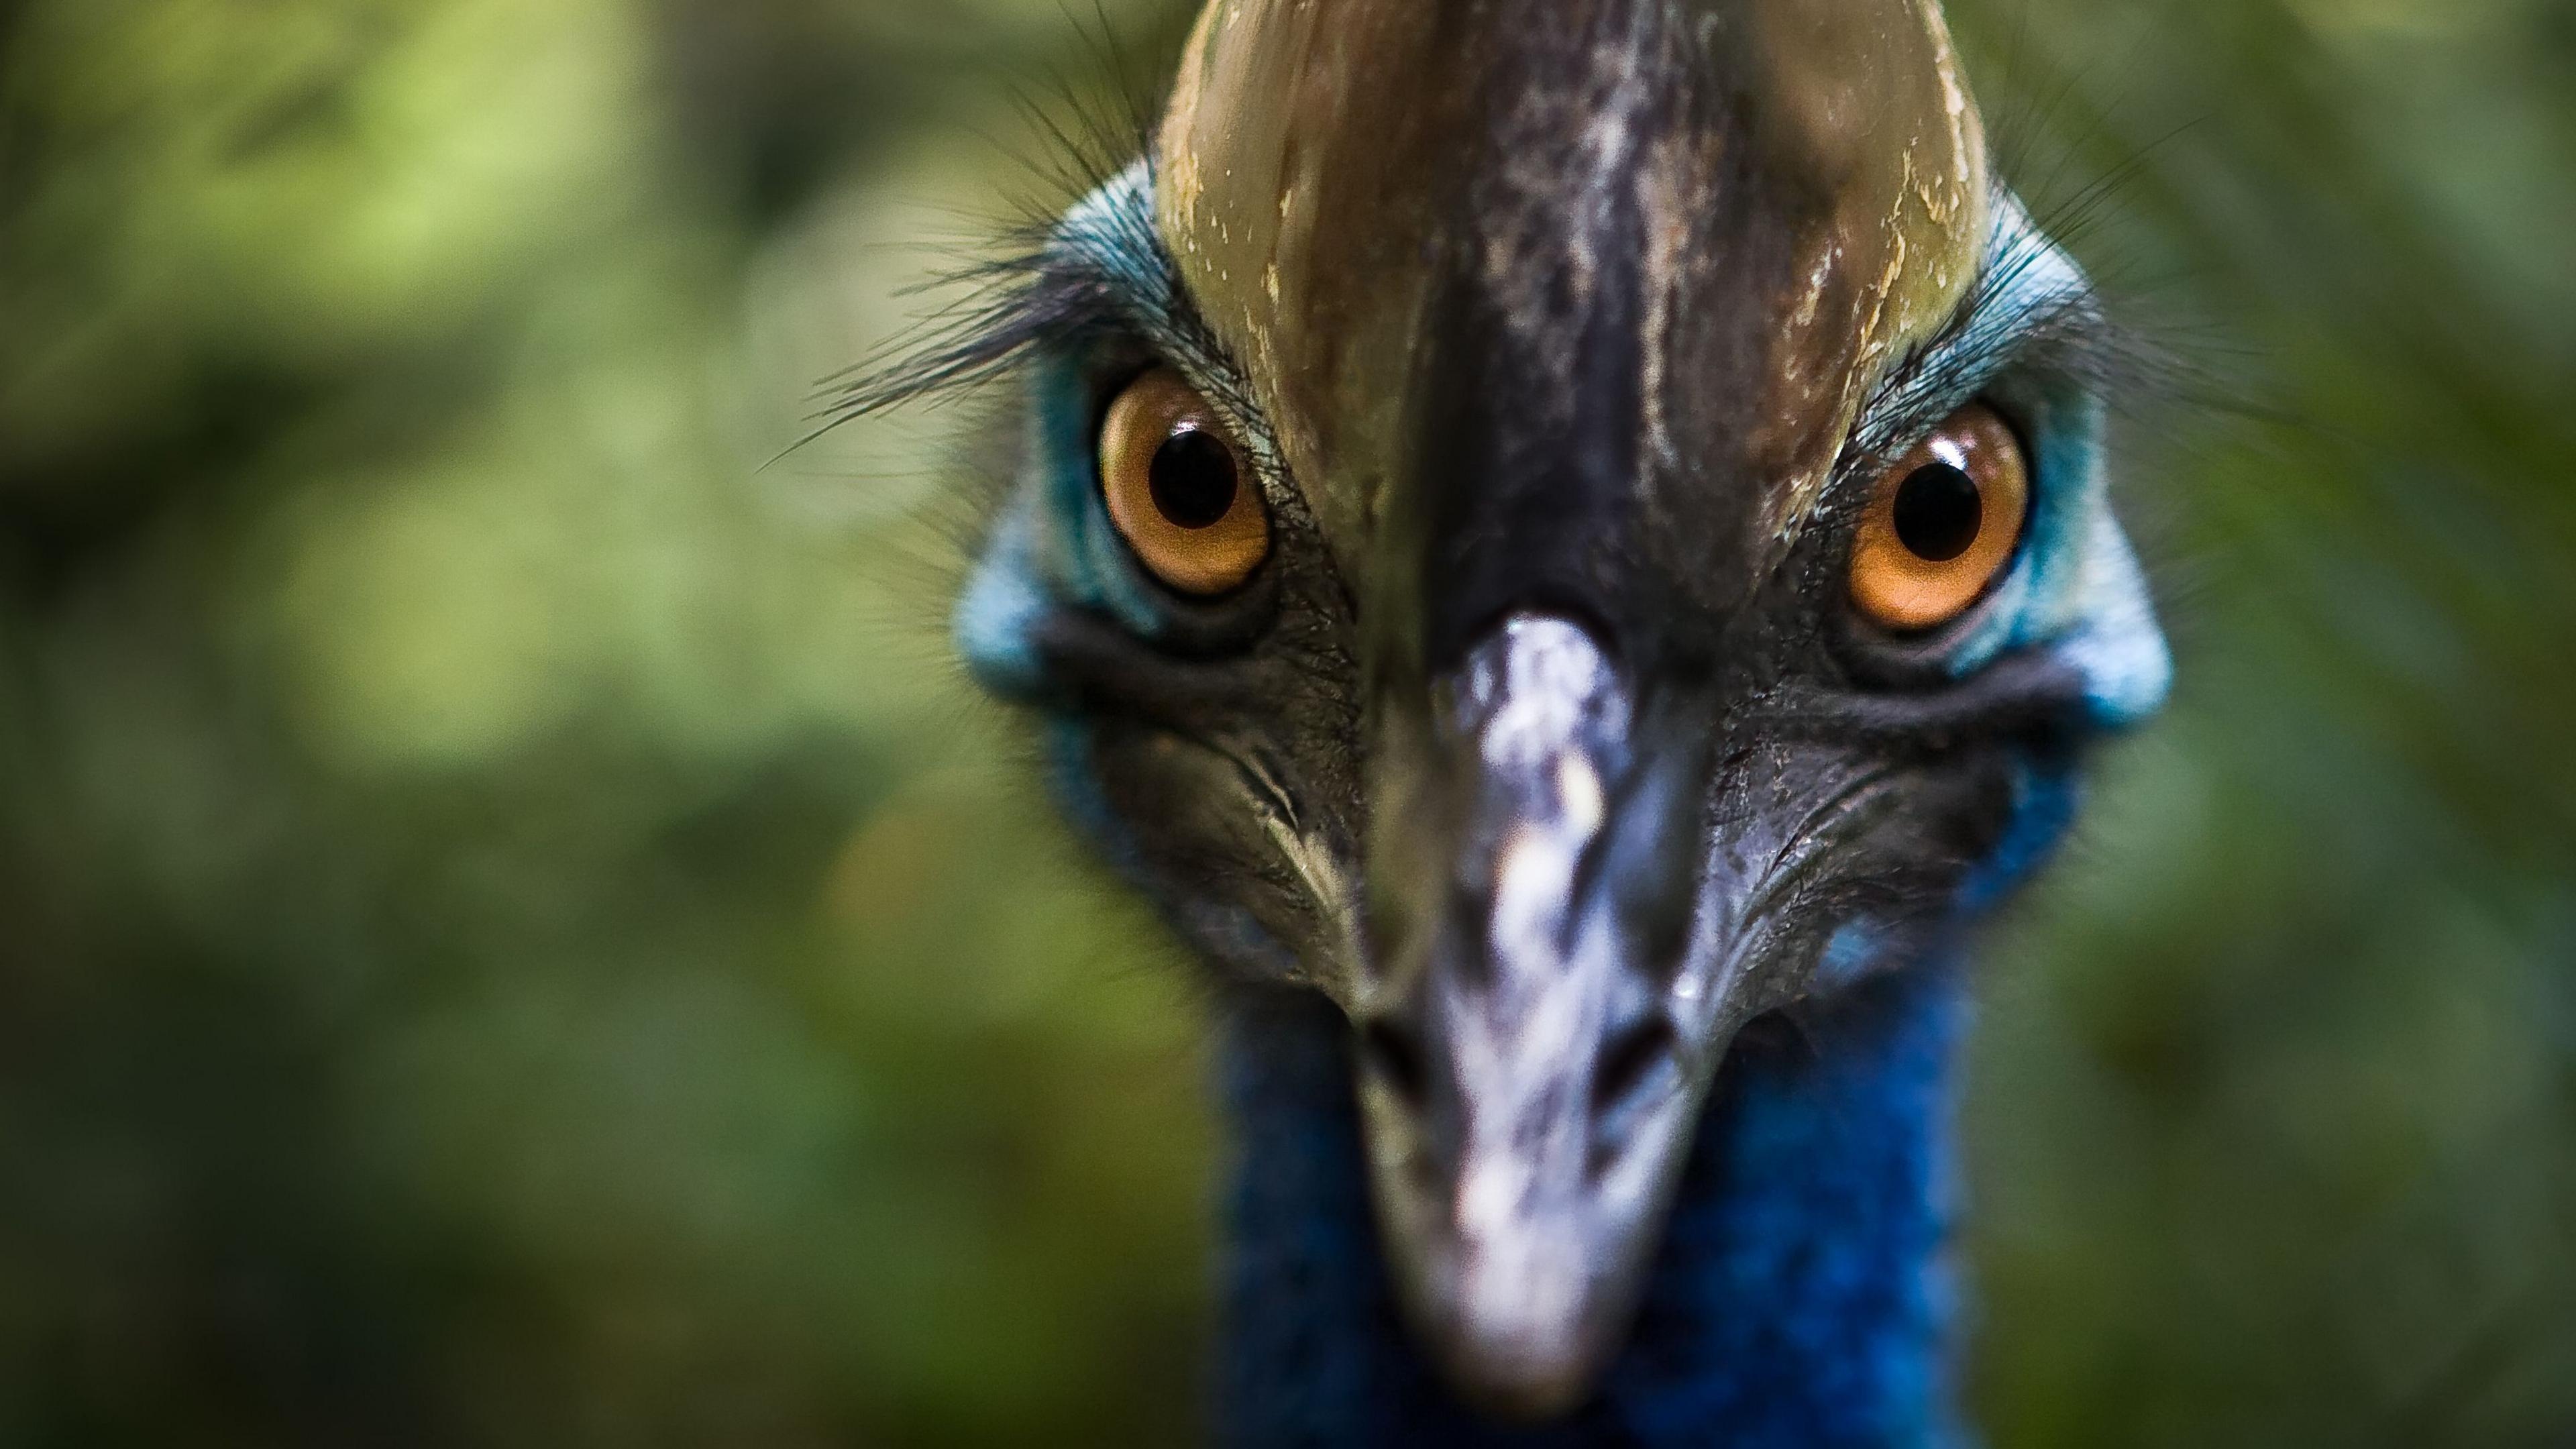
[1891,462,1983,562]
[1148,429,1239,529]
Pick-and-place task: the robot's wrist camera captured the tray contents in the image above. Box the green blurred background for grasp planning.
[2,1,2572,1444]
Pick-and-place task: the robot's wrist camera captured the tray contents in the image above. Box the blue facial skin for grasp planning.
[947,166,2166,1446]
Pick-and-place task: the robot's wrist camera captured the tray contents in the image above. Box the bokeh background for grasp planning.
[3,1,2573,1444]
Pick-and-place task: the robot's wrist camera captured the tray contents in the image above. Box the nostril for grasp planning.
[1592,1016,1676,1118]
[1360,1020,1431,1107]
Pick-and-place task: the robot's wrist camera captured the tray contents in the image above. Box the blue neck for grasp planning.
[1215,964,1968,1448]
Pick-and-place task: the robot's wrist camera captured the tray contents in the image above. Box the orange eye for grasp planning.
[1849,402,2031,631]
[1097,367,1269,596]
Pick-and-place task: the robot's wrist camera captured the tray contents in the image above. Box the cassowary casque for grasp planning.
[859,0,2169,1441]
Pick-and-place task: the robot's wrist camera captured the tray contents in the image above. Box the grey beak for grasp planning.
[1356,614,1715,1419]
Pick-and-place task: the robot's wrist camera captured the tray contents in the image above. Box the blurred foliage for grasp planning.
[0,0,2570,1445]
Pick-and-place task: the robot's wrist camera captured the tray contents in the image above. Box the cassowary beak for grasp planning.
[1357,613,1719,1419]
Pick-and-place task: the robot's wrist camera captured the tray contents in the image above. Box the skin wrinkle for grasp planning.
[1239,746,1372,985]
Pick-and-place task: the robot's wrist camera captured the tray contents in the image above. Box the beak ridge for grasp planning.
[1358,614,1712,1419]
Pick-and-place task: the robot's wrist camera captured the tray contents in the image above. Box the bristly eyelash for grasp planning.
[802,148,1258,460]
[792,3,1212,449]
[810,159,1154,421]
[1823,186,2198,514]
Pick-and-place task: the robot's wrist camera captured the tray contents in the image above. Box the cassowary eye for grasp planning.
[1098,366,1269,596]
[1849,401,2031,631]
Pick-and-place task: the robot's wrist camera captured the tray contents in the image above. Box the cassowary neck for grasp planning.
[1216,963,1966,1448]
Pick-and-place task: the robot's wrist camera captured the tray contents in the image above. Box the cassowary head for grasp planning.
[897,0,2167,1419]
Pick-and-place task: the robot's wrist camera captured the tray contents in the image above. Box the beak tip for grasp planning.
[1427,1307,1613,1423]
[1393,1240,1627,1423]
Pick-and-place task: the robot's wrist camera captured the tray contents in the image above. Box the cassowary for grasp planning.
[852,0,2169,1441]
